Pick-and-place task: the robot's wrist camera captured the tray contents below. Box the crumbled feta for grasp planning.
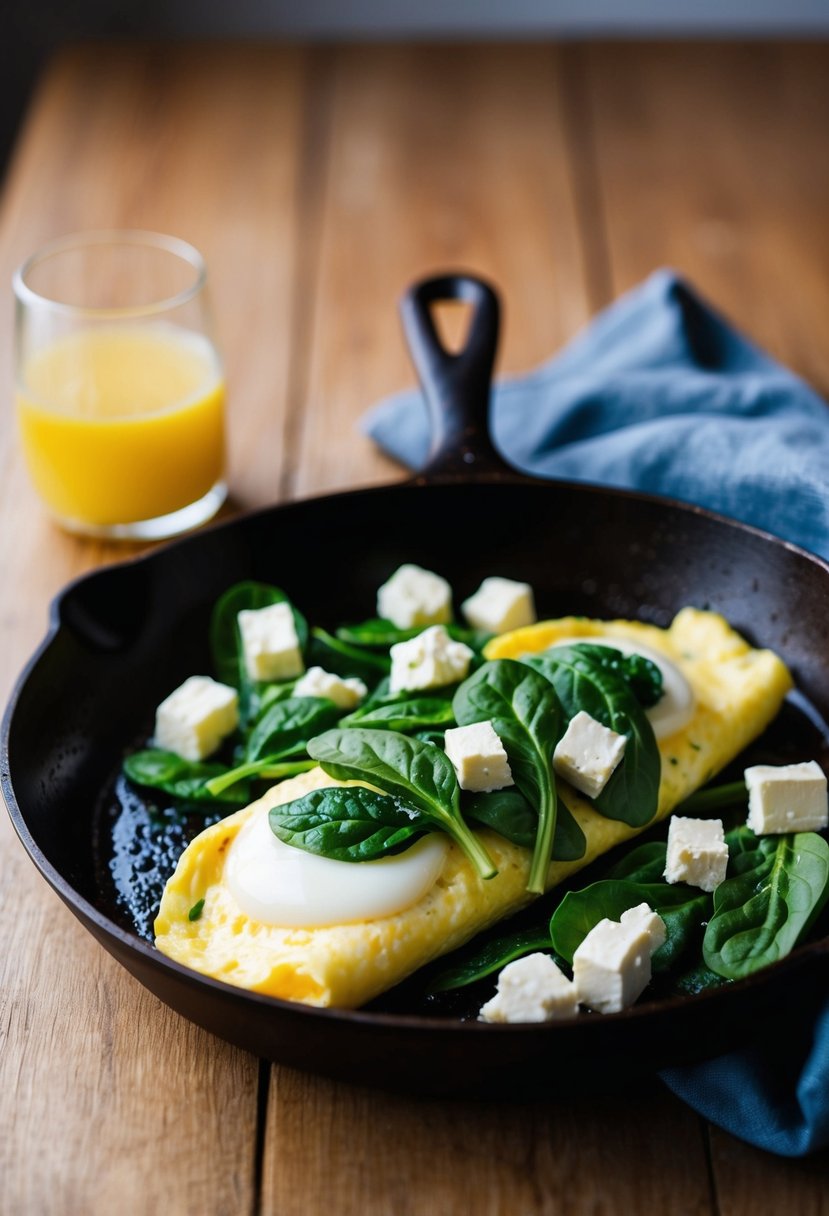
[389,625,473,693]
[443,720,513,792]
[572,904,665,1014]
[479,953,578,1024]
[461,576,536,635]
[237,602,304,682]
[154,675,239,762]
[552,710,627,799]
[376,563,452,630]
[664,816,729,892]
[293,666,367,709]
[745,761,829,835]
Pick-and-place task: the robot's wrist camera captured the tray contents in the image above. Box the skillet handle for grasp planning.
[399,272,512,480]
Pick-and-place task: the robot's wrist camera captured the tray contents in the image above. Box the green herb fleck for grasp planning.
[188,899,205,922]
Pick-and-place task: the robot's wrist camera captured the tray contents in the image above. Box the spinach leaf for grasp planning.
[586,648,664,709]
[210,578,306,685]
[550,802,588,862]
[337,618,493,653]
[464,788,537,848]
[549,878,711,974]
[677,780,748,817]
[427,929,557,992]
[724,822,765,863]
[703,831,829,979]
[245,697,341,763]
[361,675,393,706]
[525,645,660,828]
[210,582,309,717]
[453,659,567,893]
[669,963,728,997]
[255,679,300,715]
[124,749,250,806]
[308,627,391,680]
[340,697,456,733]
[414,729,449,747]
[607,840,668,884]
[307,727,497,879]
[336,619,421,648]
[269,785,427,861]
[464,787,585,862]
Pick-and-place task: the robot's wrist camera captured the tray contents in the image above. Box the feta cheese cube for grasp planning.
[293,666,367,709]
[376,563,452,630]
[154,675,239,762]
[461,576,536,635]
[620,902,667,953]
[479,953,578,1024]
[745,761,829,835]
[572,905,665,1014]
[443,720,513,792]
[664,816,729,892]
[389,625,473,693]
[238,602,304,682]
[552,710,627,799]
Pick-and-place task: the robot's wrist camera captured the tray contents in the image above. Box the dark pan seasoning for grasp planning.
[4,274,829,1095]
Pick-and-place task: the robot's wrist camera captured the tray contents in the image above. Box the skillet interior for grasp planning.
[4,474,829,1095]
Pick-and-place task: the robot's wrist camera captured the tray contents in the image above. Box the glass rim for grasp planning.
[12,229,208,319]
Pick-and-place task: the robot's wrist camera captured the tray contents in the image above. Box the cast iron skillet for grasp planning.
[4,273,829,1097]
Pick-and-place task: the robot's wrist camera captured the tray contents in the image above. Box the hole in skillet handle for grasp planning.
[399,272,516,482]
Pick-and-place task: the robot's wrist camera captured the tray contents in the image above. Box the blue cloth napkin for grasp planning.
[361,268,829,1156]
[361,267,829,561]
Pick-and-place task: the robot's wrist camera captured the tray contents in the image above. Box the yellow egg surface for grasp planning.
[154,608,793,1009]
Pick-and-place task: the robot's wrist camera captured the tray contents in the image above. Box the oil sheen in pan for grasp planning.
[92,693,829,1020]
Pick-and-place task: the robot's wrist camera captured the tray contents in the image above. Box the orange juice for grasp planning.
[16,324,225,528]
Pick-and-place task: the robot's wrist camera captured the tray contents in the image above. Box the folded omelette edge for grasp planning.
[153,608,793,1009]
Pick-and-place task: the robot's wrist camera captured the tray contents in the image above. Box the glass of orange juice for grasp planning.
[14,230,226,539]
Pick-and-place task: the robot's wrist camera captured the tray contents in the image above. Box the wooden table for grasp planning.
[2,40,829,1215]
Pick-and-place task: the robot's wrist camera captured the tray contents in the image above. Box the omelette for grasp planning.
[154,608,793,1008]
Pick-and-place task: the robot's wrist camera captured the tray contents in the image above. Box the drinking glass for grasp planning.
[14,230,227,540]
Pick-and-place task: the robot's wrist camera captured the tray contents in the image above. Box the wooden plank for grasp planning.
[289,42,594,498]
[260,42,713,1216]
[0,42,311,1213]
[582,38,829,1203]
[581,41,829,396]
[709,1129,829,1216]
[263,1070,713,1216]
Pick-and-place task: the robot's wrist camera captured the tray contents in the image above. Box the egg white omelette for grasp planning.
[154,607,792,1008]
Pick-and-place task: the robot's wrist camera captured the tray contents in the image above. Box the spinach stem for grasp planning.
[677,780,747,815]
[527,790,556,895]
[206,758,316,796]
[451,820,498,881]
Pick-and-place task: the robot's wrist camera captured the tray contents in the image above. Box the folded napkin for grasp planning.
[361,268,829,1156]
[362,268,829,561]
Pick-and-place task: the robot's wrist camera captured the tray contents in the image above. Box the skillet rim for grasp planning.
[3,468,829,1038]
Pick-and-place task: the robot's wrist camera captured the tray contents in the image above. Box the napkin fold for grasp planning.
[361,268,829,561]
[361,268,829,1156]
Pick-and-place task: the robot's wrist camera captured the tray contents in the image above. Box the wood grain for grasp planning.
[0,43,311,1215]
[260,41,714,1216]
[581,37,829,1199]
[290,42,593,498]
[709,1129,829,1216]
[263,1070,713,1216]
[581,42,829,397]
[3,39,829,1216]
